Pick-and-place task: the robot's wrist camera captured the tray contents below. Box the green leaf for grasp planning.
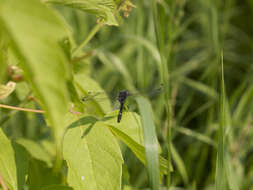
[42,185,73,190]
[0,129,29,190]
[43,0,118,26]
[16,138,53,167]
[40,140,56,158]
[12,143,29,190]
[0,0,70,161]
[104,111,144,145]
[63,115,123,190]
[136,96,160,190]
[27,159,62,190]
[0,81,16,100]
[106,124,172,176]
[104,111,162,153]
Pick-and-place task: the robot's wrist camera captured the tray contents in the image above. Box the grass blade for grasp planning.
[215,52,227,190]
[136,96,160,190]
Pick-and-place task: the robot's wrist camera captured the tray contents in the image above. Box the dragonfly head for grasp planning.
[117,90,130,103]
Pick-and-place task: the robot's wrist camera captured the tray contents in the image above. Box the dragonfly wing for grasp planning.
[81,91,109,102]
[128,85,163,98]
[81,91,112,114]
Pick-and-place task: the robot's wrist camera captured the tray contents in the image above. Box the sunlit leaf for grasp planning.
[42,185,73,190]
[0,0,70,159]
[63,115,123,190]
[0,129,29,190]
[16,138,53,167]
[106,124,172,175]
[104,111,144,145]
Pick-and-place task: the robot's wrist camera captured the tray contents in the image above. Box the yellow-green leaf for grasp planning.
[63,115,123,190]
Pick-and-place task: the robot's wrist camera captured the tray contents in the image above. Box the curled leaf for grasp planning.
[43,0,118,26]
[0,81,16,100]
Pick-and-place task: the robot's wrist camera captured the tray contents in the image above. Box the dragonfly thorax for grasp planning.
[117,90,129,103]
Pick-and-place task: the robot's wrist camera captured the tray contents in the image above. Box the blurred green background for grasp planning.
[1,0,253,189]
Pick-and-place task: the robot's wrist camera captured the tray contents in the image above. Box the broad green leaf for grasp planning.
[0,0,70,156]
[28,159,62,190]
[104,111,144,145]
[123,185,133,190]
[43,0,118,26]
[0,129,29,190]
[12,143,29,190]
[40,140,56,158]
[63,115,123,190]
[104,111,162,153]
[42,185,73,190]
[0,81,16,100]
[106,124,172,175]
[136,96,160,190]
[16,138,53,167]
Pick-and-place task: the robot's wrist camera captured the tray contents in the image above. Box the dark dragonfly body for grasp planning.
[117,90,130,123]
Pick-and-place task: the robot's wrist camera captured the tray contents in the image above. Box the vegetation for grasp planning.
[0,0,253,189]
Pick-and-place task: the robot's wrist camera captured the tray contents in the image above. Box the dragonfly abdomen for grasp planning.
[117,103,124,123]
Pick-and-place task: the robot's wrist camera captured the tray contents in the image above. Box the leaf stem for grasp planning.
[0,172,8,190]
[0,104,44,113]
[72,23,103,57]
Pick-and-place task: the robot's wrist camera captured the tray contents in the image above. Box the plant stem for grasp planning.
[0,172,8,190]
[72,23,103,57]
[0,104,45,113]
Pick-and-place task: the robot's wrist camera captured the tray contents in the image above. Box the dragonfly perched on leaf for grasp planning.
[81,85,164,123]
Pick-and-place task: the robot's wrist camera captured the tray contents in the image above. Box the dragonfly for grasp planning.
[81,85,163,123]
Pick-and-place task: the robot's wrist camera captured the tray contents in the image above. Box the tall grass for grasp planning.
[1,0,253,189]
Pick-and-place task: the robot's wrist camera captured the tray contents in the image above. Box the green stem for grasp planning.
[0,104,44,113]
[72,23,102,57]
[54,141,63,173]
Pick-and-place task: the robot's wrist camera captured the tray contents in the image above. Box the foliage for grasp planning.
[0,0,253,190]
